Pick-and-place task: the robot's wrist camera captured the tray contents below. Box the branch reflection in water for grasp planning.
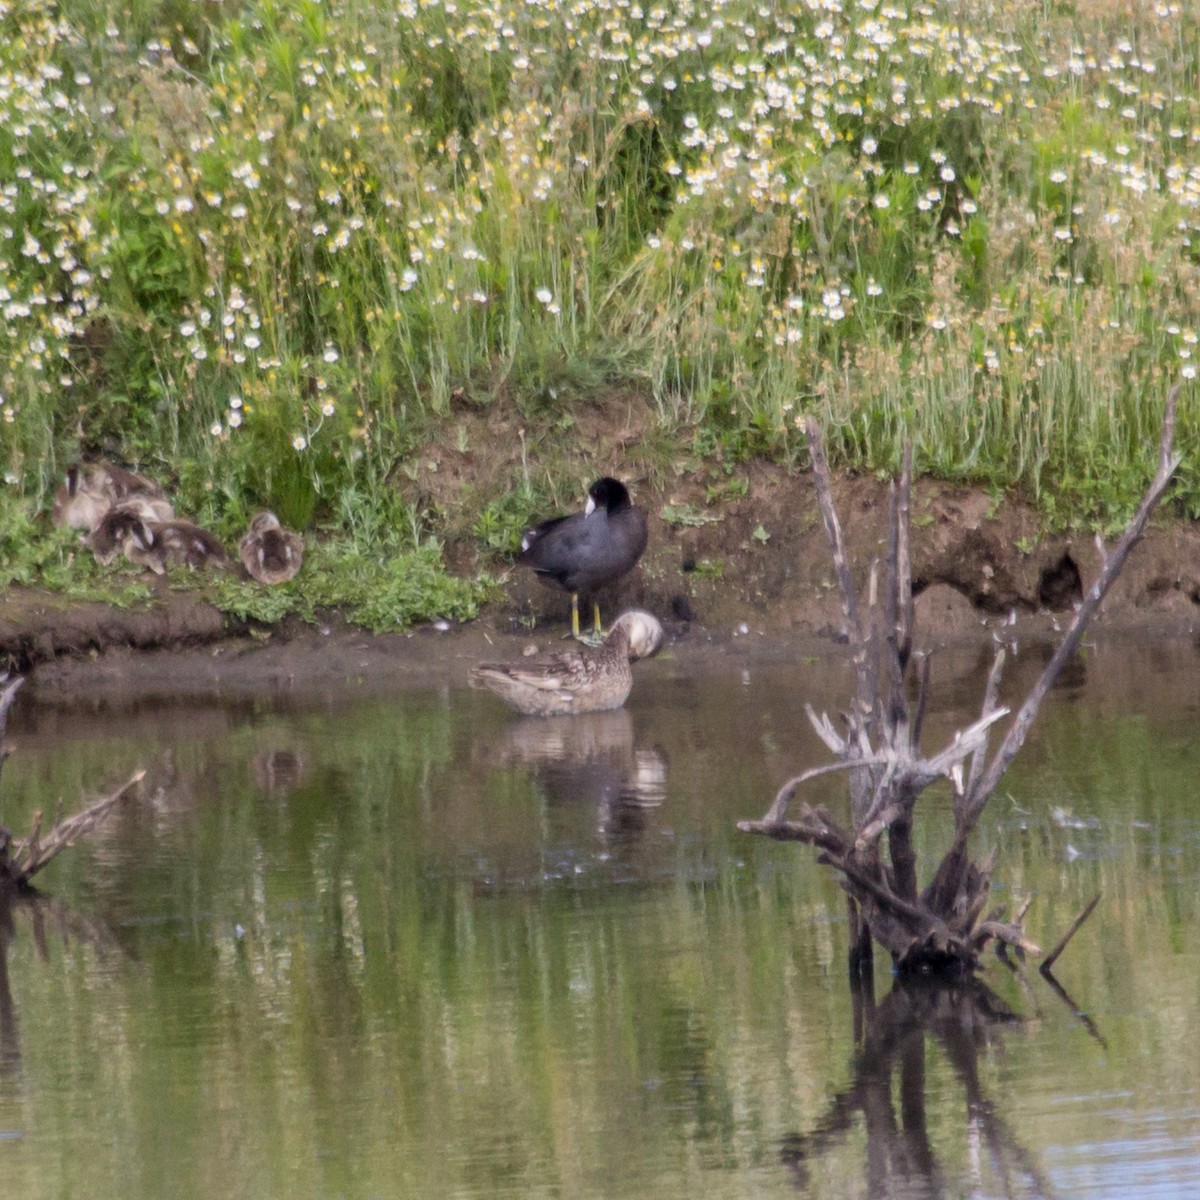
[781,975,1065,1200]
[0,881,124,1086]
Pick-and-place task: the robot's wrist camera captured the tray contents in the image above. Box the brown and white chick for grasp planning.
[52,462,172,533]
[238,511,304,585]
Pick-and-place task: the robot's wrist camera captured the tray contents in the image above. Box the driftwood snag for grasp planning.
[0,673,142,889]
[739,388,1181,976]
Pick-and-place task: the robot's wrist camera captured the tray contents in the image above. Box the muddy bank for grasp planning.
[4,467,1200,701]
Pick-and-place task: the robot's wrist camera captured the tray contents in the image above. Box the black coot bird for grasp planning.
[518,477,648,639]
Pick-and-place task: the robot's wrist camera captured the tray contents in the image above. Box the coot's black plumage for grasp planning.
[518,477,648,638]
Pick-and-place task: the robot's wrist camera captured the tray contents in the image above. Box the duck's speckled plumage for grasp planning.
[86,511,229,574]
[470,610,664,716]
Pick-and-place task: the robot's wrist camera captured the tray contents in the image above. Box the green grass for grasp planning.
[0,488,491,631]
[3,0,1200,624]
[206,540,494,631]
[0,501,155,607]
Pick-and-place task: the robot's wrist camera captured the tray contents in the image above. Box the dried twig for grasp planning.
[7,771,144,884]
[0,675,24,790]
[966,387,1180,825]
[1040,893,1101,974]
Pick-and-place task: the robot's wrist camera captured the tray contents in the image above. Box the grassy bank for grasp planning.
[2,0,1199,621]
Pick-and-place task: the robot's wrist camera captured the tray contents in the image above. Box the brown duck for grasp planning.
[470,609,664,717]
[86,510,228,574]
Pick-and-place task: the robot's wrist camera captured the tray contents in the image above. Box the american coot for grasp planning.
[518,477,648,639]
[239,511,304,584]
[470,609,664,716]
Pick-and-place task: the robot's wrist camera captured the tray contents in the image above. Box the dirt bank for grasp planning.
[4,462,1199,703]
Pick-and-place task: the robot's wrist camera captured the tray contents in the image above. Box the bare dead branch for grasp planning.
[825,853,938,929]
[0,676,22,731]
[0,675,24,789]
[923,707,1011,777]
[738,810,854,860]
[805,415,865,650]
[764,756,892,823]
[8,771,144,883]
[883,486,908,750]
[910,651,931,751]
[1040,893,1101,974]
[965,648,1006,810]
[863,558,883,740]
[805,703,847,755]
[966,387,1180,824]
[805,417,879,824]
[745,390,1180,976]
[974,920,1042,957]
[897,446,913,667]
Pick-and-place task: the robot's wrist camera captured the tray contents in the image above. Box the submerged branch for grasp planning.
[5,771,144,885]
[1040,893,1101,974]
[744,389,1182,976]
[804,415,864,651]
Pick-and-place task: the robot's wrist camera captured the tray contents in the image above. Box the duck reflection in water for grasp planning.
[250,746,312,797]
[780,975,1070,1200]
[491,708,668,843]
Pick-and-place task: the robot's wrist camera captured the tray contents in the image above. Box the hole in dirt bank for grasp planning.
[1038,553,1082,611]
[671,594,696,622]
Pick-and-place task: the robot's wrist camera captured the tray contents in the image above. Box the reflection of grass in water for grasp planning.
[8,650,1200,1198]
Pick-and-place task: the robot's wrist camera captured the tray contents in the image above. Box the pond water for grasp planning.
[1,633,1199,1199]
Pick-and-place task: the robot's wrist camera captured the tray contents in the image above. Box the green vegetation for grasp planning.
[660,504,721,529]
[0,502,154,606]
[2,0,1200,622]
[208,539,491,629]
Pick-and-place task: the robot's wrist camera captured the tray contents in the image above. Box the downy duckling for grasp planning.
[52,463,171,532]
[88,512,229,575]
[470,609,664,717]
[142,520,230,573]
[85,503,160,566]
[238,511,303,584]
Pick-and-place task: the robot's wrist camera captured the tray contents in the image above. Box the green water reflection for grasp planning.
[1,637,1199,1198]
